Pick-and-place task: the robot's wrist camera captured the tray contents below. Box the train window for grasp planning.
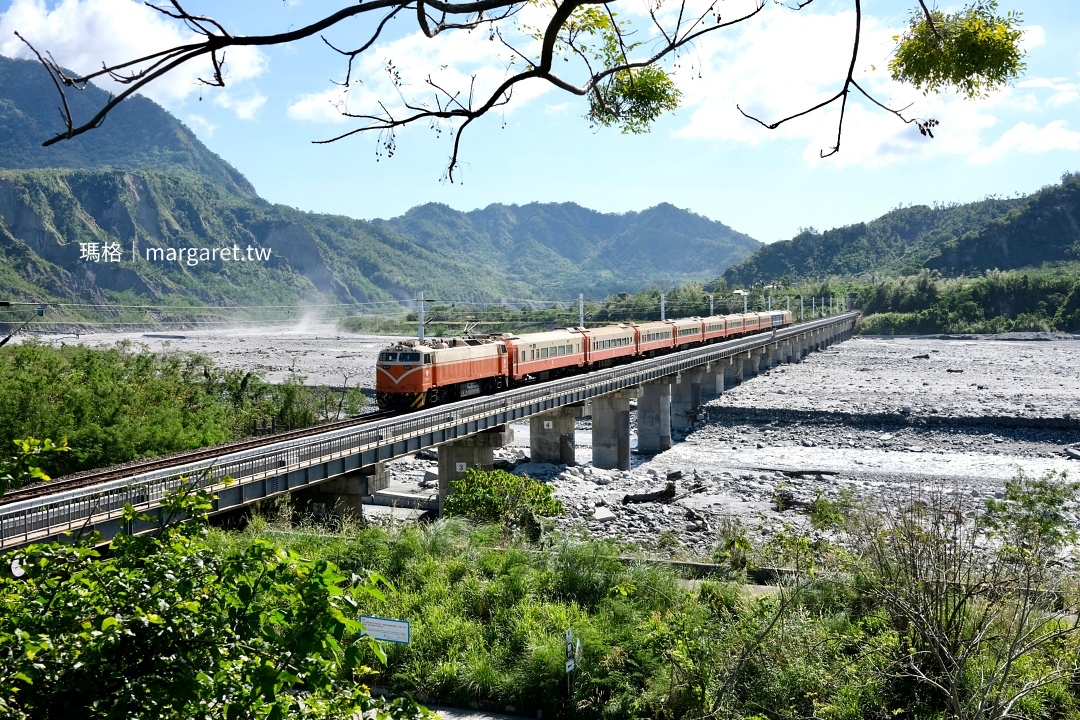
[379,352,397,361]
[400,352,421,362]
[541,348,549,359]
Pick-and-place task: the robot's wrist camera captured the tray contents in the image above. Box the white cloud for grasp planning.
[213,91,267,120]
[1019,24,1046,52]
[970,120,1080,164]
[0,0,266,107]
[544,101,572,116]
[1015,77,1079,109]
[287,86,352,124]
[672,7,929,159]
[185,113,218,137]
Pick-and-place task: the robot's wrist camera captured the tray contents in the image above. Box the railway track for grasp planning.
[0,409,402,506]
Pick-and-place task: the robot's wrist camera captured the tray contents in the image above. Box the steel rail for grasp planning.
[0,410,402,504]
[0,313,856,549]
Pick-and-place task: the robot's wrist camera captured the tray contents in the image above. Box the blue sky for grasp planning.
[2,0,1078,245]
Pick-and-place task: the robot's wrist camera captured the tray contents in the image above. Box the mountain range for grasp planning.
[2,51,1077,317]
[723,174,1080,286]
[0,55,760,312]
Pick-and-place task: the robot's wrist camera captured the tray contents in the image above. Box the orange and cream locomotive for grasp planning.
[375,311,792,410]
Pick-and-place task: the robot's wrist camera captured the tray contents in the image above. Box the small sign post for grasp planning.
[565,628,580,697]
[360,616,411,644]
[565,629,575,673]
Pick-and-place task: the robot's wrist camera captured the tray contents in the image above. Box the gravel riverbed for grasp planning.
[36,326,1080,559]
[389,334,1080,558]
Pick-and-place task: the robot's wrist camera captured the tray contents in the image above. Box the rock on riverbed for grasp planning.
[385,335,1080,558]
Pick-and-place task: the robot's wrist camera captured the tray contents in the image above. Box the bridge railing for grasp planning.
[0,313,856,548]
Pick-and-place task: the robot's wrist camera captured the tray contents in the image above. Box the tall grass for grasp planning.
[206,515,1080,719]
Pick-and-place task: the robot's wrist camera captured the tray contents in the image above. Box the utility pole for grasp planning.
[0,302,45,349]
[786,297,791,312]
[417,291,425,342]
[708,293,714,316]
[660,293,666,321]
[743,294,748,314]
[800,297,804,321]
[768,295,772,311]
[578,293,584,327]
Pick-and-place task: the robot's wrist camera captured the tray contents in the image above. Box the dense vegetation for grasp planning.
[213,471,1080,719]
[857,267,1080,334]
[6,465,1072,719]
[0,341,365,477]
[0,486,433,720]
[724,173,1080,288]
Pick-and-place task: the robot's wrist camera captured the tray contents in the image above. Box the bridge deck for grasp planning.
[0,313,856,549]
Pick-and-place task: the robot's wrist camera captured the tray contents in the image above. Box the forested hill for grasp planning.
[723,172,1080,286]
[0,55,255,197]
[722,196,1024,286]
[925,173,1080,274]
[374,201,761,297]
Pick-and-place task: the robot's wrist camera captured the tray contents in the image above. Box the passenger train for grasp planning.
[375,310,793,409]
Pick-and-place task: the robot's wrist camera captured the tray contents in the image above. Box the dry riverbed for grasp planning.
[36,326,1080,559]
[389,335,1080,558]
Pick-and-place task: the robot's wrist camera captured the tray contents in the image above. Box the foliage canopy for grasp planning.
[0,485,434,720]
[891,0,1026,99]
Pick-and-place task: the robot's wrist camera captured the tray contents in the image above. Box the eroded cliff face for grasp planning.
[0,169,359,306]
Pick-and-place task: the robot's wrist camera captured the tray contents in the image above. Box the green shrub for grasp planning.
[443,468,563,538]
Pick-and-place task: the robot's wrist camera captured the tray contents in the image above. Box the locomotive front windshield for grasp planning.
[379,351,423,363]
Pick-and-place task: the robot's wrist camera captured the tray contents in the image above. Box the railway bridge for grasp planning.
[0,313,856,549]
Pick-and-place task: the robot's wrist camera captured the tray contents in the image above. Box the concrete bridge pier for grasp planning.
[592,389,636,470]
[671,370,703,432]
[755,347,770,375]
[740,351,757,380]
[529,404,585,465]
[438,425,514,514]
[724,356,743,386]
[295,463,388,519]
[766,343,781,370]
[636,380,672,454]
[703,360,725,395]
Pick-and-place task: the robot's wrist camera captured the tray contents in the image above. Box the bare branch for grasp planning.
[19,0,939,176]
